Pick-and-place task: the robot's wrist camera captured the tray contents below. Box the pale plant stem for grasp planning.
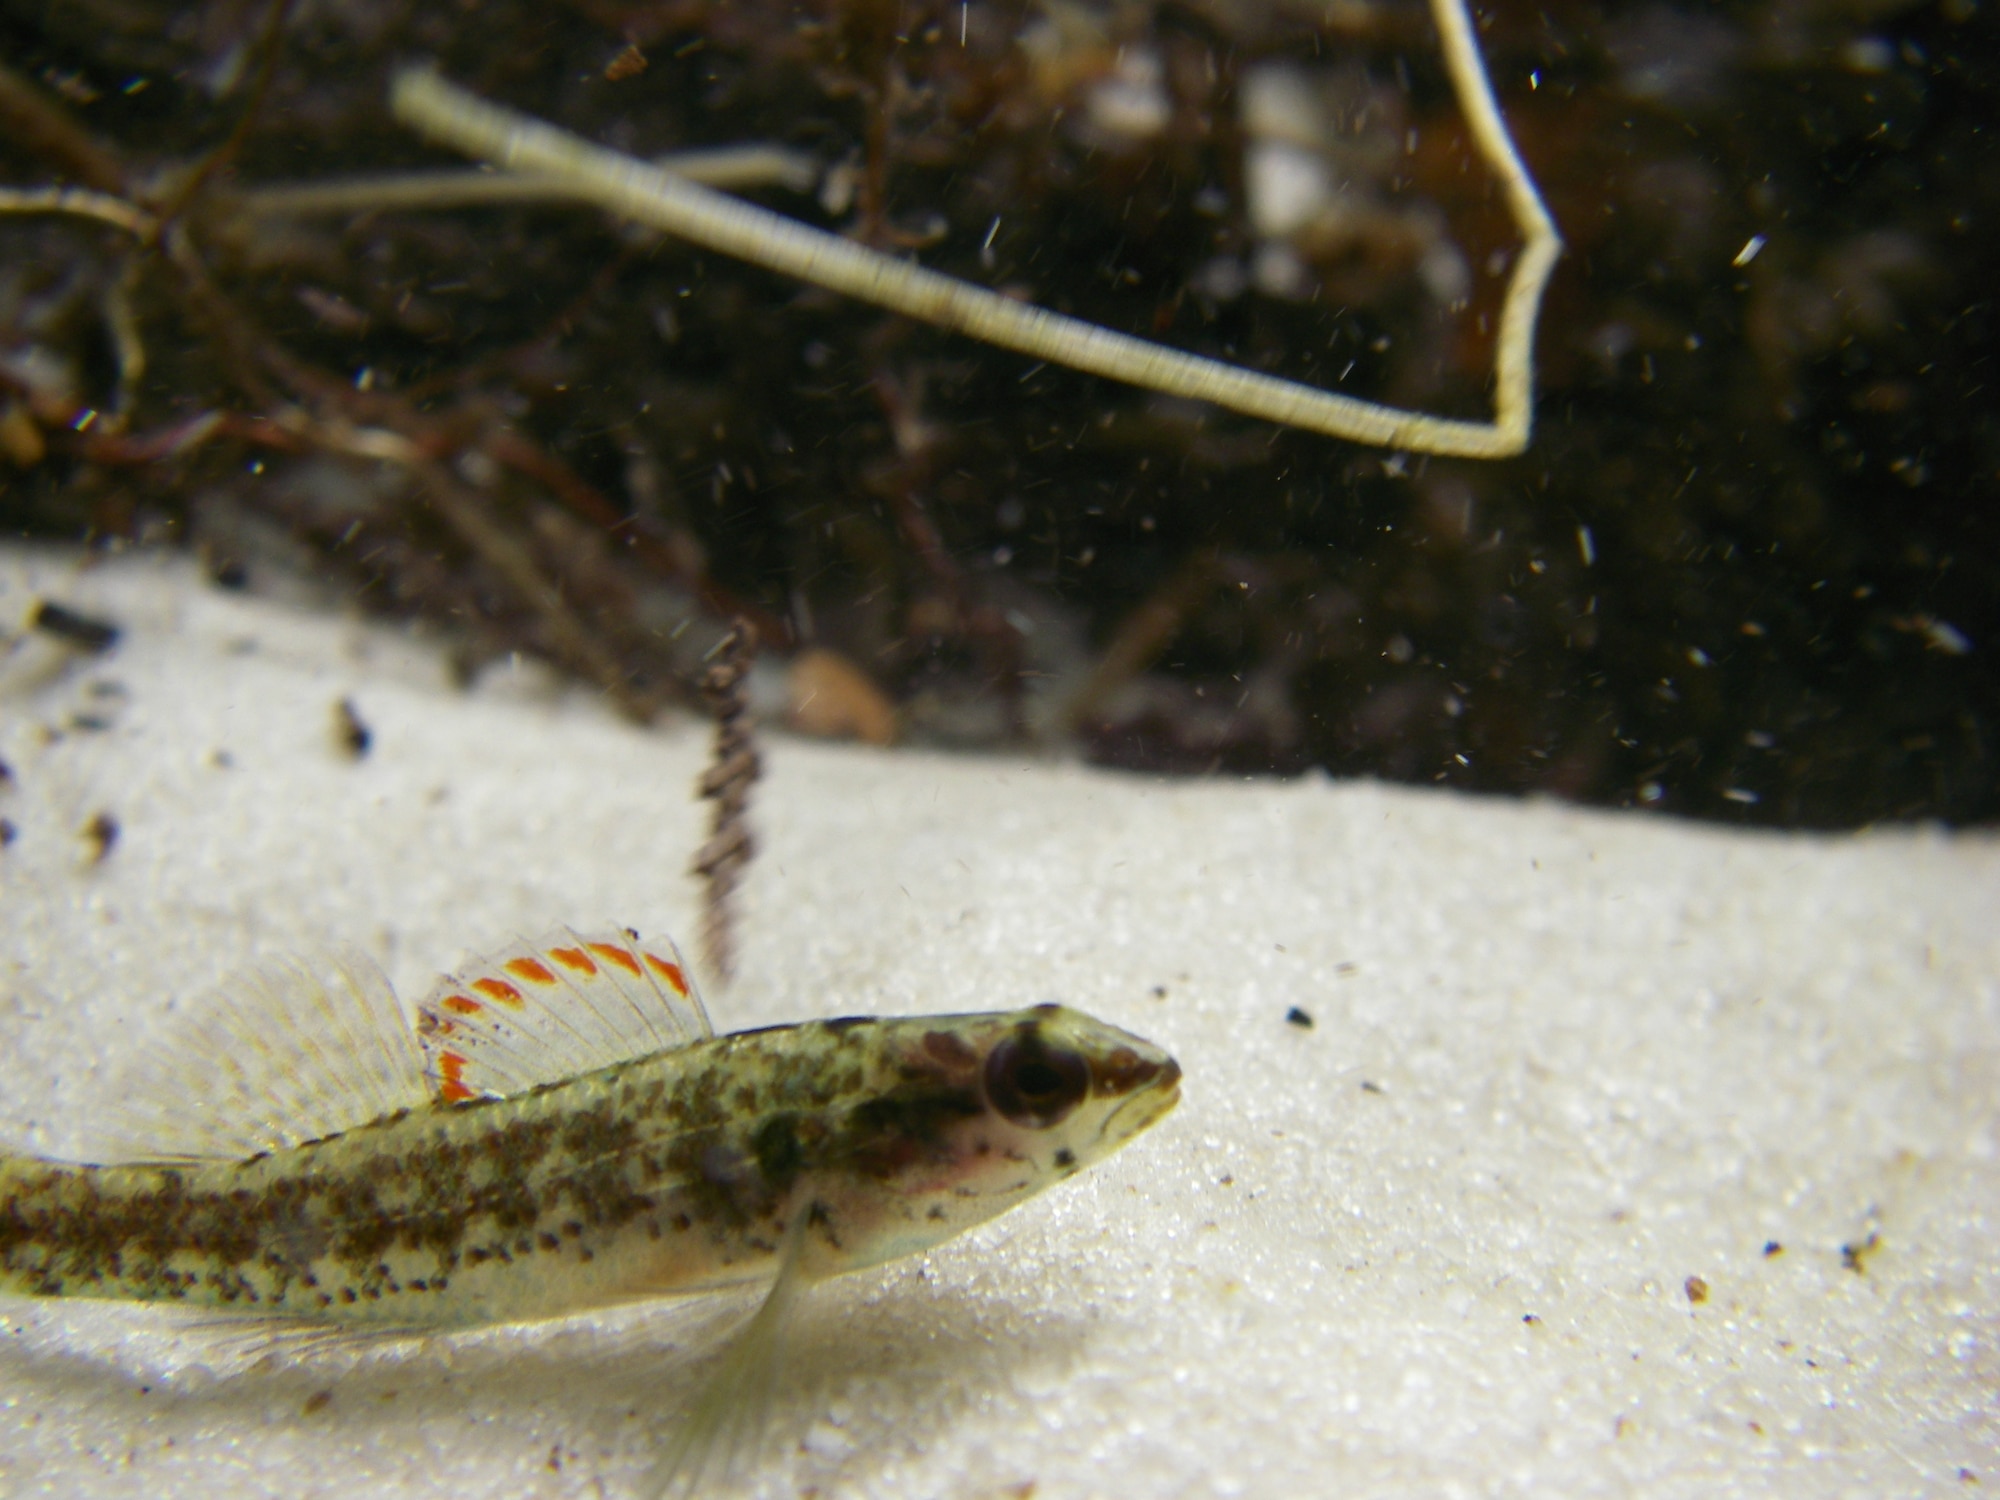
[1429,0,1564,445]
[233,148,816,219]
[0,0,1561,458]
[391,0,1560,458]
[0,184,158,237]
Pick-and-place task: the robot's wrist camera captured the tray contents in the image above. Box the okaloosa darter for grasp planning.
[0,925,1181,1488]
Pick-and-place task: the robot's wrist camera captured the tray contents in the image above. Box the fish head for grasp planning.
[975,1003,1183,1162]
[819,1004,1180,1270]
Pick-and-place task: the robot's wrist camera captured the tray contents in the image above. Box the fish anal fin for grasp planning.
[414,926,712,1103]
[185,1310,436,1368]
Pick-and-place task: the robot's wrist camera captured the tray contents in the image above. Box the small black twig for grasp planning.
[692,620,760,984]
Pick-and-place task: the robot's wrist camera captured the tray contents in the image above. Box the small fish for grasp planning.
[0,927,1180,1488]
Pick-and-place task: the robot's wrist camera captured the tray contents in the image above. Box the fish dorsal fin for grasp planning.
[414,927,712,1102]
[82,951,431,1166]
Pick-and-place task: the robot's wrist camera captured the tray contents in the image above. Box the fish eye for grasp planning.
[984,1030,1090,1129]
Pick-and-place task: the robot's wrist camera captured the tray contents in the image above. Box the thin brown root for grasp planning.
[0,60,130,194]
[691,620,761,985]
[407,456,652,723]
[155,0,300,223]
[1060,548,1221,736]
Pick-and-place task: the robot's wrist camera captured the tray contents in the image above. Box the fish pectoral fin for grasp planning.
[647,1203,818,1499]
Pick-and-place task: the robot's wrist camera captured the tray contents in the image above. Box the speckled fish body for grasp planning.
[0,1002,1179,1329]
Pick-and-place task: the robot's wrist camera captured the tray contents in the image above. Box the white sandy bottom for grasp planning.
[0,548,1994,1499]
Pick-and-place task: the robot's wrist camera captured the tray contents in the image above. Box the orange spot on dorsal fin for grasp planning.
[438,1051,475,1103]
[470,976,525,1007]
[644,950,690,996]
[587,942,644,978]
[440,994,483,1016]
[549,945,597,975]
[504,956,558,985]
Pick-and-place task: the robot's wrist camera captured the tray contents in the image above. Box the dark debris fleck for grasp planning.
[333,697,372,759]
[30,601,120,654]
[80,811,118,864]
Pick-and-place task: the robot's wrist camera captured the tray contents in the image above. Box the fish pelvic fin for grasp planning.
[647,1200,819,1499]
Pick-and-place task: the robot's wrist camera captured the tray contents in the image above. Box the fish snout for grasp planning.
[1093,1044,1181,1099]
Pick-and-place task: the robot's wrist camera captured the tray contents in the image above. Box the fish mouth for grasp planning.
[1098,1055,1182,1142]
